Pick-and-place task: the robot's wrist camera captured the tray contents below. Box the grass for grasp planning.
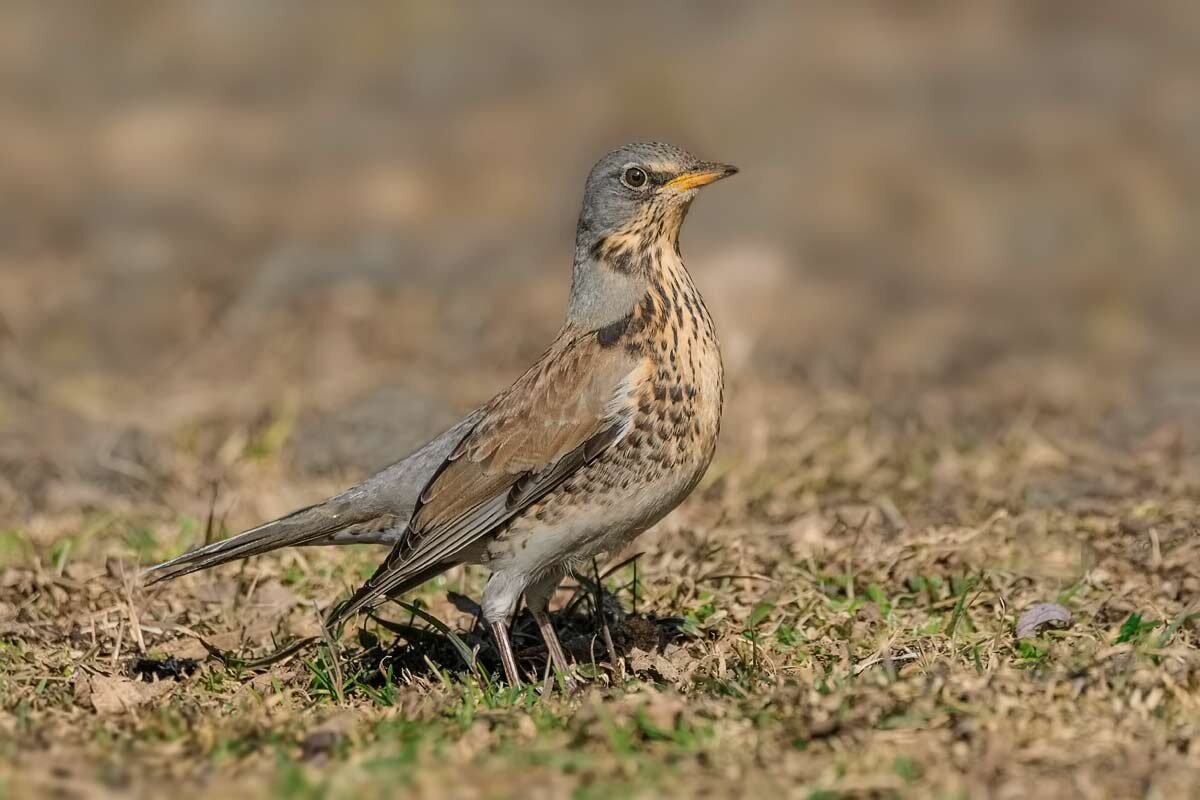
[1,436,1197,798]
[1,5,1198,793]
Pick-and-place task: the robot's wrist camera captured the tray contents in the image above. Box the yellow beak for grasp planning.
[664,162,739,193]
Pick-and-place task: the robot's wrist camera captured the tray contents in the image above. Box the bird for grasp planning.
[146,142,737,686]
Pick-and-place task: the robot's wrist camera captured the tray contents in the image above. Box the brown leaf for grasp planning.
[84,674,172,715]
[248,579,299,613]
[627,647,684,685]
[628,647,655,675]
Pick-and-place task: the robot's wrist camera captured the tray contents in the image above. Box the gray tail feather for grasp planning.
[144,410,483,587]
[144,503,345,584]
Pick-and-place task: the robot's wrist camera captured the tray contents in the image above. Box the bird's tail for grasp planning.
[145,410,483,587]
[144,502,352,585]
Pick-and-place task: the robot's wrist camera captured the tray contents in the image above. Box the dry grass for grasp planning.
[2,3,1200,798]
[2,391,1197,798]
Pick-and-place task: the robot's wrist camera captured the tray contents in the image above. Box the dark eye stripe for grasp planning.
[645,170,670,186]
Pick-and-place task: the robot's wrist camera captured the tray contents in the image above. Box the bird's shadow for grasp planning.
[340,577,687,687]
[157,559,687,687]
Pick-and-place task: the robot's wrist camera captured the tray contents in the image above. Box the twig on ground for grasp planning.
[593,558,622,683]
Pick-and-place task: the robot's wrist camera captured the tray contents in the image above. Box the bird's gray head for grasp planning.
[566,142,737,331]
[575,142,737,255]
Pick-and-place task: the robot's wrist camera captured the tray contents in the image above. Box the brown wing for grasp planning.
[324,331,644,627]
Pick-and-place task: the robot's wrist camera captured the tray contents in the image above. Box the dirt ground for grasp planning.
[1,3,1198,798]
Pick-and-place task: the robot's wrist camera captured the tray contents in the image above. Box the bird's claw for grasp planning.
[542,667,584,696]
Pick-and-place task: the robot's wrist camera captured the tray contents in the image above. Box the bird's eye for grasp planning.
[621,166,648,189]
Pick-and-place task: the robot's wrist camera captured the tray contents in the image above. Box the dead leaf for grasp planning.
[628,647,654,675]
[247,579,298,615]
[627,647,683,684]
[83,674,172,715]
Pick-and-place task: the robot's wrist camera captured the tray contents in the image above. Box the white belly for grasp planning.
[485,466,702,578]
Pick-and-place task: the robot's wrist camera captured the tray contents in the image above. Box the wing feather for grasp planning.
[323,332,642,628]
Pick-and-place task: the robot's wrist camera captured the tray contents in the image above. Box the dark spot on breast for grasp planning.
[590,237,606,261]
[610,248,635,273]
[597,313,631,347]
[655,283,673,315]
[640,294,657,320]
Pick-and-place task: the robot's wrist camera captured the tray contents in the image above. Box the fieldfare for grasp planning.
[147,142,737,685]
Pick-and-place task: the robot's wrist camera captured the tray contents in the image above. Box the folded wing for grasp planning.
[323,331,643,628]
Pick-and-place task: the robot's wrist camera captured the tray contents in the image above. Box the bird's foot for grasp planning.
[542,666,585,696]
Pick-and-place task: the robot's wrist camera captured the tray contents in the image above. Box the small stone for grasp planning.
[1016,603,1073,639]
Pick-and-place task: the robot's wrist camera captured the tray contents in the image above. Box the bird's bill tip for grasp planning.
[664,162,739,192]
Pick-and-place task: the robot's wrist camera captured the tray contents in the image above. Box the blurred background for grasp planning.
[1,1,1197,534]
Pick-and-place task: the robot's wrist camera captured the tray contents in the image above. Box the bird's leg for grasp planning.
[483,571,527,686]
[525,571,579,693]
[488,620,522,687]
[532,608,574,676]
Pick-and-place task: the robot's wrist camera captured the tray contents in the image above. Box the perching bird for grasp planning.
[147,142,736,685]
